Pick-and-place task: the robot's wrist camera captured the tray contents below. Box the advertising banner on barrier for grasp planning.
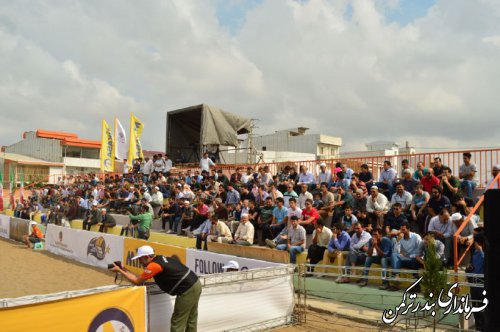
[186,249,284,275]
[45,224,124,269]
[0,287,147,332]
[9,217,29,242]
[0,214,10,239]
[148,274,294,332]
[123,238,187,277]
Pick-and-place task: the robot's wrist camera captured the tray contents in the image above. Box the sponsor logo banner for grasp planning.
[0,214,10,239]
[186,249,284,275]
[123,238,186,277]
[45,224,124,269]
[9,217,29,242]
[0,287,146,332]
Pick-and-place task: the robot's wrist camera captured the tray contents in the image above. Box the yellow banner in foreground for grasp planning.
[0,287,146,332]
[123,238,186,277]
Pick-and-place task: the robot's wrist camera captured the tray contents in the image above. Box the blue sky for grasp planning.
[215,0,438,34]
[384,0,437,25]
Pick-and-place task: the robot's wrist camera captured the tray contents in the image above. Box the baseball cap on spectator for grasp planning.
[30,221,37,225]
[222,260,239,271]
[451,213,463,221]
[131,245,155,260]
[154,186,159,190]
[320,162,326,167]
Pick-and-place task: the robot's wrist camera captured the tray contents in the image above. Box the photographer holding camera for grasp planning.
[110,245,202,331]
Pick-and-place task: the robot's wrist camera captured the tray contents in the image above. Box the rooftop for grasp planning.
[0,152,64,166]
[34,130,100,149]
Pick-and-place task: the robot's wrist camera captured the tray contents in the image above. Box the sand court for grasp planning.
[0,238,117,299]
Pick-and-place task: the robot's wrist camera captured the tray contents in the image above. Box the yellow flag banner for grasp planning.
[128,113,144,165]
[123,238,186,277]
[0,287,147,332]
[100,119,115,172]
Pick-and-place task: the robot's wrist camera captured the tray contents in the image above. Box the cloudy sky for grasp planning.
[1,0,499,153]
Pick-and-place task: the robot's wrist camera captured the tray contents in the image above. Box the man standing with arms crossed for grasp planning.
[111,245,202,331]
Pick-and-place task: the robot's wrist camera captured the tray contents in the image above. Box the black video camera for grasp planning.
[107,261,122,269]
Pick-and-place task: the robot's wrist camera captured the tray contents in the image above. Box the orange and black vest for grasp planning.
[150,255,198,296]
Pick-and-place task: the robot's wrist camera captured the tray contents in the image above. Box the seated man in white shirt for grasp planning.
[306,219,332,272]
[232,213,254,246]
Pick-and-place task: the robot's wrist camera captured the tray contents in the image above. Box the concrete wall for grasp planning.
[261,151,316,163]
[49,167,64,184]
[252,131,318,154]
[63,157,100,169]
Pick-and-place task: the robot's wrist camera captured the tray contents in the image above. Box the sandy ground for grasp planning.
[0,237,117,299]
[0,237,381,331]
[275,309,380,332]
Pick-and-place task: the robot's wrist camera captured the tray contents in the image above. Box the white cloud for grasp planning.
[482,35,500,48]
[0,0,499,154]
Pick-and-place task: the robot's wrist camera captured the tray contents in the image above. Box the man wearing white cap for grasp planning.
[111,245,202,331]
[222,260,240,272]
[317,163,331,186]
[150,186,164,219]
[23,221,44,249]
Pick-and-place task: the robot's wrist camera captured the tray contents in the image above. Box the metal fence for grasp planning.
[174,148,500,188]
[294,264,484,332]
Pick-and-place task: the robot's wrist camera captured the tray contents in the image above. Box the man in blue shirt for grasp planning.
[225,183,240,206]
[377,160,397,198]
[389,221,422,291]
[337,222,372,283]
[323,223,351,266]
[270,197,288,236]
[359,228,393,288]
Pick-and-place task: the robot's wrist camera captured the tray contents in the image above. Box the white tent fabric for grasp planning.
[200,105,252,147]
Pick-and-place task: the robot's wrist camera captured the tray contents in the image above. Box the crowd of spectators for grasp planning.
[12,152,492,287]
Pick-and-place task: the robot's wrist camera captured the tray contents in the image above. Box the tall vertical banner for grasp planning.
[9,166,14,209]
[19,173,24,204]
[100,119,115,172]
[0,171,4,211]
[115,117,127,160]
[128,113,144,166]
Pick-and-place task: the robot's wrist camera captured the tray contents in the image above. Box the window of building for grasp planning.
[82,148,99,159]
[65,146,81,158]
[65,146,99,159]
